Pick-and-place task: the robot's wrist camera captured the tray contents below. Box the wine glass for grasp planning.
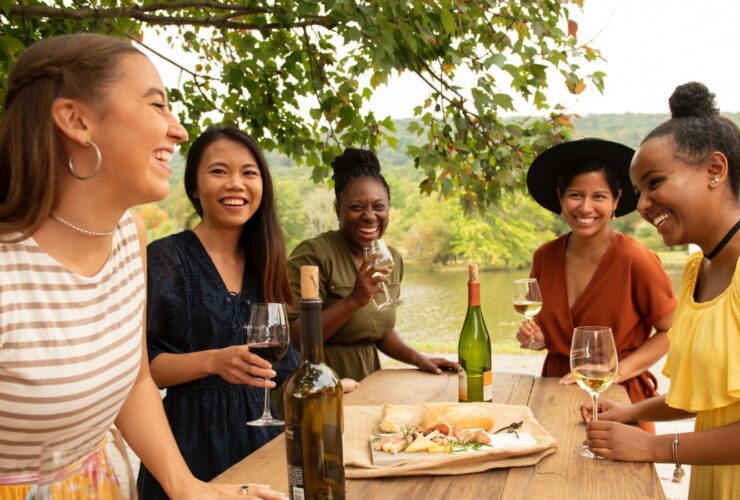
[570,326,618,459]
[245,302,290,427]
[33,426,137,499]
[363,239,402,310]
[512,278,545,349]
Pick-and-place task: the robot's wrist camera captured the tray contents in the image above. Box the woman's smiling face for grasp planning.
[558,170,620,239]
[194,137,263,229]
[336,176,389,254]
[630,136,709,247]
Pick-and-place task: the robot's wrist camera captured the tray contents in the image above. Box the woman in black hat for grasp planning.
[520,138,676,431]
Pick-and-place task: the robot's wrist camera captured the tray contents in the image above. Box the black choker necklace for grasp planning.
[705,219,740,260]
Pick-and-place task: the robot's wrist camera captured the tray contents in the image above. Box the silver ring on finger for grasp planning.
[240,484,250,496]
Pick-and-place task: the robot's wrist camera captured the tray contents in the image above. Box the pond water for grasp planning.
[395,265,683,353]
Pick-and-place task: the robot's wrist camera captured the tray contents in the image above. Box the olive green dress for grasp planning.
[287,230,403,380]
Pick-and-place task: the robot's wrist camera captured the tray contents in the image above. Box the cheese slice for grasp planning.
[405,434,436,453]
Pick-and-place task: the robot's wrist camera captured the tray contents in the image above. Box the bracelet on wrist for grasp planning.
[672,433,685,483]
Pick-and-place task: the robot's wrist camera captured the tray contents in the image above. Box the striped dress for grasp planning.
[0,212,144,485]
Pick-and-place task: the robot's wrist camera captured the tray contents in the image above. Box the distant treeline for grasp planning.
[140,113,739,268]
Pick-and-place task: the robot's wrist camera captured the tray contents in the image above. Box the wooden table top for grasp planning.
[213,369,665,499]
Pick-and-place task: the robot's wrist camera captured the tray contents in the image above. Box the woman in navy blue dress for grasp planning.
[137,126,297,499]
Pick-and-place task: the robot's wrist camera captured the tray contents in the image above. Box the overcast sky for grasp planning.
[366,0,740,117]
[150,0,740,119]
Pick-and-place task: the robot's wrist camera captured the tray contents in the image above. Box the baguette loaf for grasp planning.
[421,403,495,431]
[378,404,422,433]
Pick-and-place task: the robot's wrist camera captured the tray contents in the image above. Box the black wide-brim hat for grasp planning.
[526,138,637,217]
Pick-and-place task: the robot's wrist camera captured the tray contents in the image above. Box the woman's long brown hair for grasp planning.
[0,34,141,241]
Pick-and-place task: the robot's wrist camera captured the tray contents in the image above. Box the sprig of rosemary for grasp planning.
[451,441,493,453]
[493,421,523,438]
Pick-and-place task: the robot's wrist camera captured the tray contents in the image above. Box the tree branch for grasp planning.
[127,33,219,82]
[412,67,495,151]
[123,33,220,110]
[8,5,335,31]
[133,2,269,15]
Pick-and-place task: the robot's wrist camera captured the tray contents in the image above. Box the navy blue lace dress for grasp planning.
[136,230,299,499]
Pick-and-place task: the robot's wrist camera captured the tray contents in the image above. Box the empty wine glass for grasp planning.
[363,239,402,310]
[245,302,290,427]
[570,326,618,459]
[33,426,136,499]
[512,278,545,349]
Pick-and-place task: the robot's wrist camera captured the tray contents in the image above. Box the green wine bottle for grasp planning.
[458,264,493,402]
[283,266,346,499]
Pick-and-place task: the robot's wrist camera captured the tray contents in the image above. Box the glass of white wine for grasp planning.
[512,278,545,349]
[570,325,618,459]
[363,239,402,310]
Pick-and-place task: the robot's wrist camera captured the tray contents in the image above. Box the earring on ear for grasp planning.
[711,176,720,185]
[68,140,102,181]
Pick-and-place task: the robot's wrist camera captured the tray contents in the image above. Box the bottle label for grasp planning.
[483,370,493,402]
[284,424,305,499]
[458,369,468,401]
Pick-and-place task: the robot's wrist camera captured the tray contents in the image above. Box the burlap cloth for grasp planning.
[344,403,557,478]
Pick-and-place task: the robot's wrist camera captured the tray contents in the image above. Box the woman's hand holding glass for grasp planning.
[570,325,618,459]
[583,419,657,463]
[348,250,387,308]
[580,397,635,425]
[209,345,277,387]
[512,278,545,350]
[362,240,402,310]
[245,303,290,427]
[515,319,546,351]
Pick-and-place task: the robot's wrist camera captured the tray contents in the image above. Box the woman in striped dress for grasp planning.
[0,34,284,499]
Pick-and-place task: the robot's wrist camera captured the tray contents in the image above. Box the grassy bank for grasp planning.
[405,249,690,274]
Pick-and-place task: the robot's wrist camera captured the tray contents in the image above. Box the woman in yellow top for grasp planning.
[581,82,740,499]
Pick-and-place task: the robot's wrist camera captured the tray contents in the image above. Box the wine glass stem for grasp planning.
[381,282,392,304]
[261,381,272,419]
[592,393,599,422]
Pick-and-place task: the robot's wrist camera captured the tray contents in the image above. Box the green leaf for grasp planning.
[440,9,456,34]
[0,0,12,15]
[493,93,514,110]
[370,71,388,89]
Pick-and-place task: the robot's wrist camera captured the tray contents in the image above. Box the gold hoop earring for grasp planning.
[68,140,102,181]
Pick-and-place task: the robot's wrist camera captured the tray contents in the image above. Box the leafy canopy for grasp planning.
[1,0,603,209]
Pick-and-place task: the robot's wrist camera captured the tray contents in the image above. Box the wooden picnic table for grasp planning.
[213,369,665,499]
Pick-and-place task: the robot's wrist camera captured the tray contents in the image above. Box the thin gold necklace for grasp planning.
[51,214,116,237]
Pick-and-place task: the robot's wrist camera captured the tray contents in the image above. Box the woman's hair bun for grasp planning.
[330,147,381,177]
[668,82,718,119]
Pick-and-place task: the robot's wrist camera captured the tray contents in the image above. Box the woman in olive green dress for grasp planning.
[287,148,458,380]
